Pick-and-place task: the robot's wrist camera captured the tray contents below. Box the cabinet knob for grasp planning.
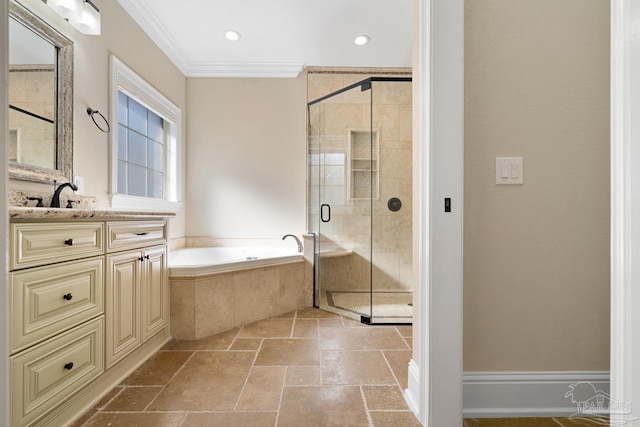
[63,293,73,301]
[138,256,144,262]
[145,255,150,260]
[64,362,74,371]
[64,238,74,246]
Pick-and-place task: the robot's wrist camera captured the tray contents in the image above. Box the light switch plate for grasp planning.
[73,176,85,194]
[496,157,523,185]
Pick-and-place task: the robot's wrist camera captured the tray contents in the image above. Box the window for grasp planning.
[110,56,181,211]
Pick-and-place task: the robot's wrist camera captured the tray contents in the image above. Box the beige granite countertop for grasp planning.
[9,206,176,220]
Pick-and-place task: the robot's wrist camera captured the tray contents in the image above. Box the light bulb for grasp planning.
[354,35,370,46]
[224,30,241,41]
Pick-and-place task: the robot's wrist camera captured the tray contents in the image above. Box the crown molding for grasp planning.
[117,0,190,75]
[186,62,305,78]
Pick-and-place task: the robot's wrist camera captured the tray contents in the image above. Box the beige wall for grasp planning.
[10,0,187,238]
[464,0,610,371]
[185,76,307,241]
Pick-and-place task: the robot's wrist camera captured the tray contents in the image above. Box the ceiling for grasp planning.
[116,0,413,78]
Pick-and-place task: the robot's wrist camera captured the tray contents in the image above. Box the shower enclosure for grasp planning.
[308,77,412,324]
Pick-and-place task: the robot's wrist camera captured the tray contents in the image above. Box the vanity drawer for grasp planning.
[10,222,104,270]
[11,257,104,354]
[106,220,167,252]
[11,316,104,427]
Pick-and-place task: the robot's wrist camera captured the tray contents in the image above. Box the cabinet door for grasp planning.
[106,250,142,368]
[141,246,168,341]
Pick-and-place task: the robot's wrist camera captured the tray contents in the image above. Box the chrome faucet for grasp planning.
[282,234,303,253]
[51,182,78,208]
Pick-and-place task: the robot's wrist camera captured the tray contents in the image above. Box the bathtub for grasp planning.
[169,246,308,339]
[169,246,303,276]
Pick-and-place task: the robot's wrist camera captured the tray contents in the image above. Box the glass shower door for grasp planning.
[308,81,374,322]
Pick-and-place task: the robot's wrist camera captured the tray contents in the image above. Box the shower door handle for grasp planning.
[321,204,331,223]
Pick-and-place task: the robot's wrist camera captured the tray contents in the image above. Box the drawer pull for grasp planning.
[135,232,149,236]
[63,293,73,301]
[64,362,74,371]
[64,238,74,246]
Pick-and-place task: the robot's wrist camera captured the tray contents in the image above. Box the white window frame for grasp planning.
[109,55,181,211]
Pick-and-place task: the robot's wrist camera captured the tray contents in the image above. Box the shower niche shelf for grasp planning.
[349,130,379,200]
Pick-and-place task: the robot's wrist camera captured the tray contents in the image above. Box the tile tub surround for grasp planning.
[170,260,307,339]
[71,308,418,427]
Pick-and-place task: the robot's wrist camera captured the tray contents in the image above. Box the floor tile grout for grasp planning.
[141,350,197,412]
[273,366,287,427]
[232,337,265,411]
[359,385,375,427]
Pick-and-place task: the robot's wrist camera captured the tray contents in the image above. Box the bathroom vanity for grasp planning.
[8,207,173,427]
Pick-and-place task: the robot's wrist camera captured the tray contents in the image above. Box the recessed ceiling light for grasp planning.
[224,30,241,41]
[353,35,370,46]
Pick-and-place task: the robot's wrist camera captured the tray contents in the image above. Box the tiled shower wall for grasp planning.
[307,70,412,292]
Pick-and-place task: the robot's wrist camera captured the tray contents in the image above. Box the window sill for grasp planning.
[110,194,181,213]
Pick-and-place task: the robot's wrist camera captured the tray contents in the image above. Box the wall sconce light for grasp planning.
[46,0,82,20]
[46,0,101,35]
[69,0,100,35]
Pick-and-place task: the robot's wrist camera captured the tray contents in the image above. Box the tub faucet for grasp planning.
[282,234,303,253]
[51,181,78,208]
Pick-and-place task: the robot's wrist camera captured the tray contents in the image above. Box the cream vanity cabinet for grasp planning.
[105,221,168,368]
[9,222,105,427]
[9,215,171,427]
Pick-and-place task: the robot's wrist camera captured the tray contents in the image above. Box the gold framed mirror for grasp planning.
[8,0,73,183]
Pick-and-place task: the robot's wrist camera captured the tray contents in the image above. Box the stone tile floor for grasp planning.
[72,307,419,427]
[71,307,607,427]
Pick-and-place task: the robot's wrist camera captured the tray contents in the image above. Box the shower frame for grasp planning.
[307,76,413,325]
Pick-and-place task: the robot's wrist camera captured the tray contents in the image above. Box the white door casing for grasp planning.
[406,0,464,425]
[610,0,640,424]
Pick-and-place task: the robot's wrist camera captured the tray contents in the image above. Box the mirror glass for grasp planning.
[8,1,73,183]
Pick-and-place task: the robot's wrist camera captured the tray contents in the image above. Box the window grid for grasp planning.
[117,91,166,199]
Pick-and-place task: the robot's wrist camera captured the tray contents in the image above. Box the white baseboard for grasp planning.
[404,359,421,420]
[463,371,610,418]
[404,366,609,419]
